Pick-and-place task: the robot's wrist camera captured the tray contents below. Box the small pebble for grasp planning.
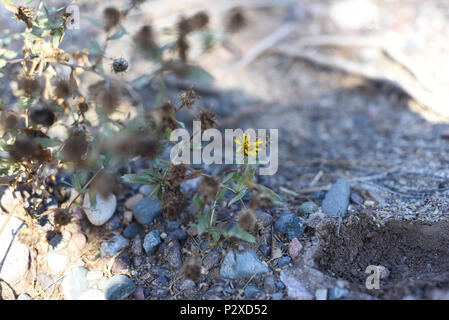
[125,194,144,210]
[78,289,105,300]
[133,197,162,225]
[17,293,32,300]
[350,192,364,205]
[315,288,328,300]
[138,185,152,196]
[298,201,318,217]
[123,222,144,239]
[134,286,145,300]
[143,230,161,254]
[264,275,277,294]
[83,193,117,226]
[328,287,348,300]
[258,244,271,257]
[123,211,133,224]
[278,256,291,268]
[101,235,129,257]
[62,267,88,300]
[71,232,87,251]
[244,285,261,299]
[47,252,69,274]
[288,238,303,259]
[104,275,136,300]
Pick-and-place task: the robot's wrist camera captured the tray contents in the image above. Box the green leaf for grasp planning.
[216,187,227,202]
[222,172,236,184]
[88,40,103,56]
[35,137,61,148]
[108,25,127,40]
[227,225,255,243]
[148,184,160,201]
[122,173,154,185]
[258,184,283,203]
[228,187,248,207]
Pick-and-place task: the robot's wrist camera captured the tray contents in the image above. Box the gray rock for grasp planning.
[0,215,29,284]
[100,235,129,257]
[62,267,88,300]
[123,222,144,239]
[274,213,304,240]
[152,276,169,287]
[220,250,269,279]
[132,197,161,225]
[264,275,277,294]
[104,275,136,300]
[78,289,105,300]
[298,201,318,217]
[272,292,284,300]
[328,287,348,300]
[49,233,66,251]
[138,185,152,196]
[162,238,183,269]
[278,256,291,267]
[245,285,261,299]
[256,211,273,227]
[322,179,350,217]
[83,193,117,226]
[166,221,181,231]
[169,229,188,241]
[17,293,32,300]
[280,270,313,300]
[258,244,271,257]
[143,230,161,254]
[47,252,69,274]
[315,288,328,300]
[180,279,196,291]
[105,214,122,232]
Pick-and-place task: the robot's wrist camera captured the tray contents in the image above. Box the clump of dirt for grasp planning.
[314,214,449,299]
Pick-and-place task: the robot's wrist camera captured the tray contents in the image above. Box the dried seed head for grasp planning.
[167,164,188,187]
[112,57,129,73]
[89,80,122,114]
[54,79,71,99]
[15,6,35,28]
[253,190,274,210]
[151,102,178,132]
[53,209,71,227]
[238,209,256,232]
[178,12,209,35]
[183,257,202,281]
[226,8,247,33]
[180,88,196,109]
[196,108,216,130]
[78,101,89,113]
[20,77,41,96]
[199,176,219,201]
[62,129,89,163]
[134,25,158,56]
[91,171,117,198]
[162,185,184,220]
[9,135,37,161]
[103,7,121,30]
[18,228,40,247]
[0,111,19,131]
[30,106,56,127]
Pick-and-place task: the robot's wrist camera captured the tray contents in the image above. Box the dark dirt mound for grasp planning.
[314,214,449,299]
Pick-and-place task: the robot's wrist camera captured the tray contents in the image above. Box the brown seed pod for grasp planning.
[237,209,256,233]
[253,189,274,210]
[15,6,35,28]
[183,257,202,281]
[225,8,247,33]
[9,135,37,161]
[53,209,71,227]
[112,57,129,73]
[54,79,71,99]
[167,164,188,187]
[178,11,209,35]
[163,185,184,220]
[62,128,89,163]
[103,7,121,30]
[0,111,19,131]
[20,77,41,96]
[30,106,56,127]
[78,101,89,113]
[89,80,122,114]
[134,25,158,56]
[199,176,219,201]
[91,171,117,198]
[195,108,216,130]
[151,102,178,132]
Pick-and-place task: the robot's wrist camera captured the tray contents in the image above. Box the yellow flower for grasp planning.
[235,134,264,156]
